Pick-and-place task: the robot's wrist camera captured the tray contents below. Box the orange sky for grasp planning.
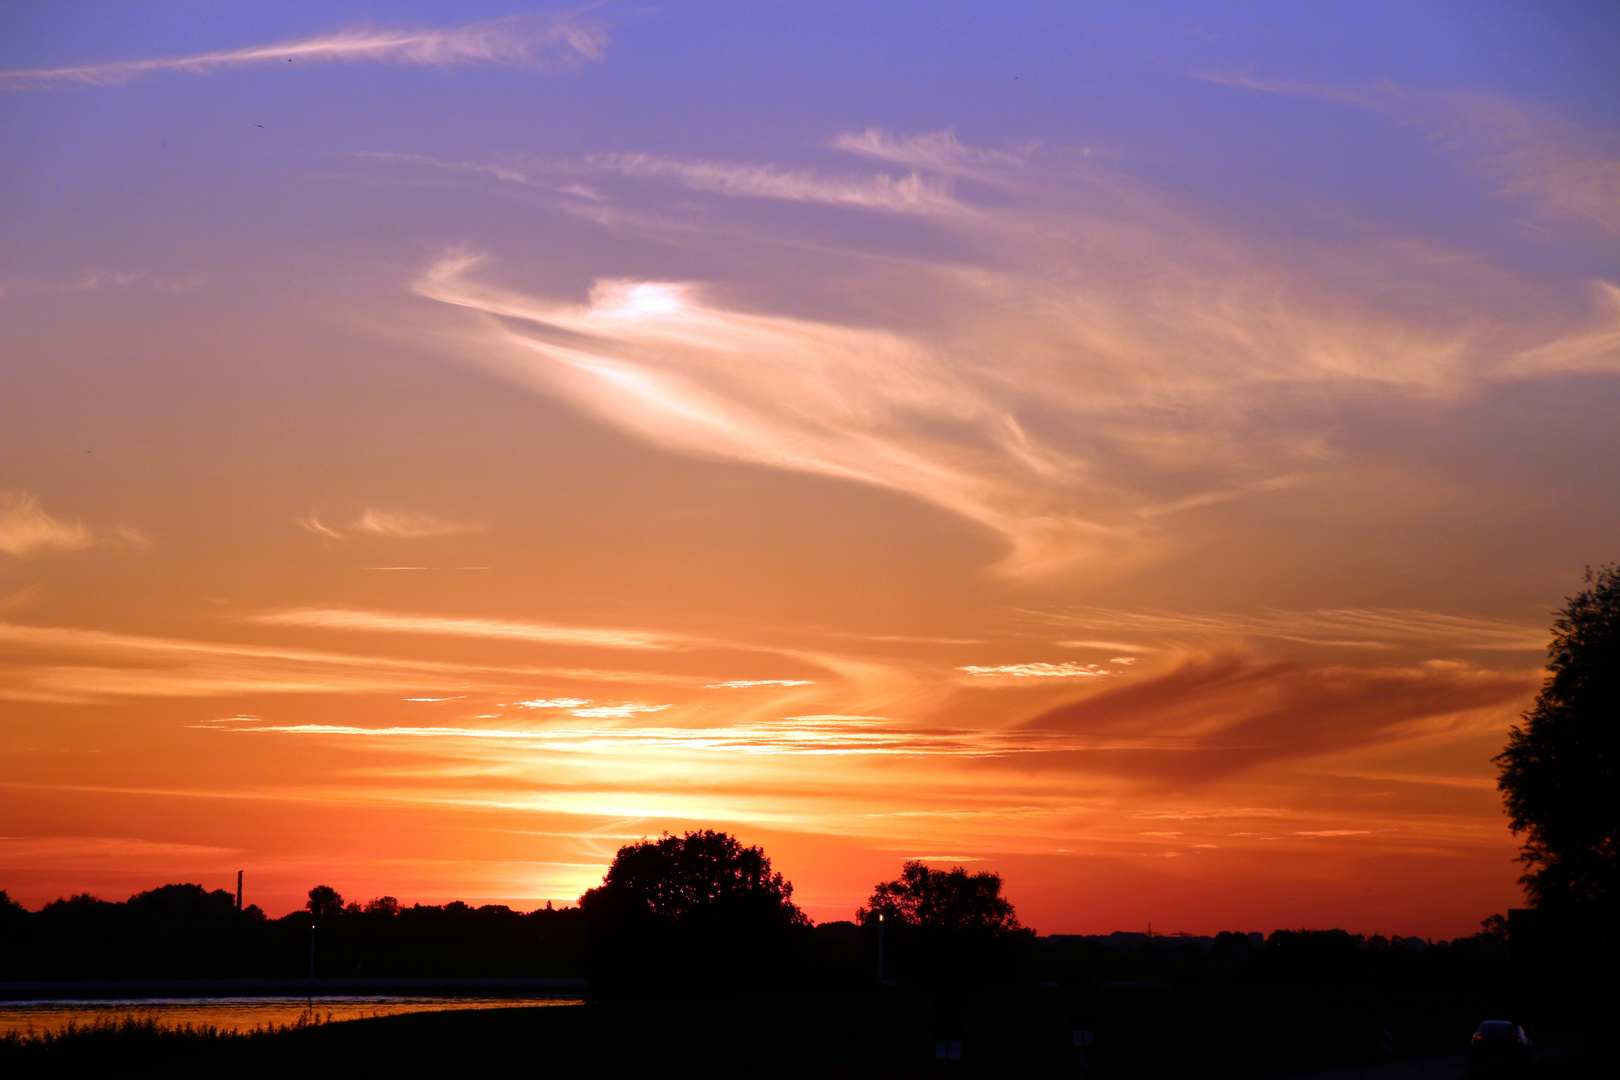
[3,3,1618,938]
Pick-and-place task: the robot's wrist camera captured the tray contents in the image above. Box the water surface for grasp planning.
[0,995,582,1037]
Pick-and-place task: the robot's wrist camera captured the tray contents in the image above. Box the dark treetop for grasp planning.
[1495,563,1620,927]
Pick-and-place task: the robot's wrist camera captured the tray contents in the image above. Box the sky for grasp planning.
[2,1,1617,938]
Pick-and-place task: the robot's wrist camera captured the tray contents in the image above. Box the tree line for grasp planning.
[1,835,1512,995]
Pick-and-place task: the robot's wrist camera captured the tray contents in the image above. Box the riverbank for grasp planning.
[5,984,1607,1079]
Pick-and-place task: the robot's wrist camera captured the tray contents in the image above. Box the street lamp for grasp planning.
[877,913,886,985]
[308,923,316,981]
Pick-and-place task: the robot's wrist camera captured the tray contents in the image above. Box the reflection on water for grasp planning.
[0,995,582,1037]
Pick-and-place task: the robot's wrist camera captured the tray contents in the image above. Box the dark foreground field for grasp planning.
[2,985,1611,1079]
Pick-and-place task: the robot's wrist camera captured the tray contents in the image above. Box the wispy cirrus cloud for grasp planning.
[357,148,964,215]
[0,836,240,863]
[354,151,541,186]
[1500,281,1620,377]
[1032,606,1549,652]
[247,607,680,650]
[68,269,206,293]
[0,492,146,558]
[1020,651,1534,783]
[412,251,1115,575]
[0,620,696,704]
[400,118,1620,577]
[200,713,1204,759]
[958,662,1120,678]
[705,679,815,689]
[298,508,486,539]
[583,152,963,214]
[828,127,1028,181]
[0,493,93,557]
[1199,72,1620,237]
[355,508,484,538]
[0,13,607,89]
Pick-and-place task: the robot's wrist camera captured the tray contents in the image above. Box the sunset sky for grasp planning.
[3,2,1617,938]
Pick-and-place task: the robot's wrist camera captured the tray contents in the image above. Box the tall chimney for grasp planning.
[236,870,243,911]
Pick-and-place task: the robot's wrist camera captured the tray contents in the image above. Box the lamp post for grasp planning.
[877,912,886,985]
[308,923,316,981]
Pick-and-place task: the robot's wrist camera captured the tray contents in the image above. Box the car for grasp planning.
[1470,1020,1531,1064]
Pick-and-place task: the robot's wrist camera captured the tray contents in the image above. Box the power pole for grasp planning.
[236,870,243,911]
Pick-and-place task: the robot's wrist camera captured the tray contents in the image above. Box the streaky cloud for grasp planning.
[1501,280,1620,377]
[0,492,93,557]
[204,713,1205,759]
[0,836,241,863]
[399,121,1620,580]
[353,508,485,538]
[0,620,699,703]
[1032,605,1550,652]
[297,514,345,539]
[958,662,1119,678]
[1019,651,1534,783]
[0,13,607,89]
[359,147,964,215]
[0,491,147,558]
[248,607,679,650]
[829,127,1027,181]
[1199,72,1620,237]
[68,269,206,293]
[706,679,815,688]
[412,251,1126,577]
[584,152,962,214]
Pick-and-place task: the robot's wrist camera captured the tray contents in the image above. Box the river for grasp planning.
[0,994,583,1037]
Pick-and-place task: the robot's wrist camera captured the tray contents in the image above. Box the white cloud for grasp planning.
[0,492,145,558]
[957,662,1117,678]
[828,127,1026,180]
[705,679,815,689]
[0,620,691,704]
[297,514,345,539]
[399,118,1620,583]
[297,509,486,539]
[412,252,1112,576]
[248,607,680,650]
[1034,606,1549,652]
[69,270,206,293]
[566,703,672,718]
[1197,73,1620,237]
[0,14,606,89]
[583,152,962,214]
[201,714,1191,758]
[358,147,964,216]
[0,492,93,556]
[355,508,484,538]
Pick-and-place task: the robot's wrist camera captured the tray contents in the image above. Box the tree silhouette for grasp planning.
[1494,564,1619,928]
[580,830,807,995]
[585,830,807,925]
[306,885,344,919]
[857,861,1022,933]
[363,895,401,917]
[857,861,1029,985]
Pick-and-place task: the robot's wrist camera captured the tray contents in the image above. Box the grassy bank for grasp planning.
[0,984,1606,1079]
